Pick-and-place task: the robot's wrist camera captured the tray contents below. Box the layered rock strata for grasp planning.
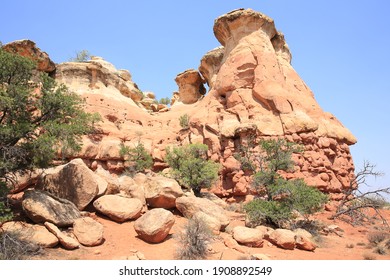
[4,9,357,200]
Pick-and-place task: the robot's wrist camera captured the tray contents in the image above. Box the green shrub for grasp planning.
[0,182,12,223]
[0,48,99,222]
[69,50,91,62]
[245,179,328,228]
[159,97,170,105]
[244,199,292,228]
[165,143,219,196]
[120,142,153,173]
[174,216,212,260]
[179,114,189,129]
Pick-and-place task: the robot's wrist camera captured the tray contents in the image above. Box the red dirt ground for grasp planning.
[38,208,390,261]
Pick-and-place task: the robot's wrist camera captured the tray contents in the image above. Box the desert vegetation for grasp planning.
[0,48,99,223]
[165,143,219,197]
[237,138,328,228]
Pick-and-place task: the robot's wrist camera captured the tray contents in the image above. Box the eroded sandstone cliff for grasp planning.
[3,8,357,200]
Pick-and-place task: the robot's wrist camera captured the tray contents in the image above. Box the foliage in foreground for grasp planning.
[244,179,328,227]
[174,216,213,260]
[165,143,219,196]
[0,231,41,260]
[119,142,153,174]
[240,138,327,228]
[0,47,99,221]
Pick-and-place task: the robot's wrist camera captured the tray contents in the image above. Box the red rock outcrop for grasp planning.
[5,8,357,201]
[2,39,55,72]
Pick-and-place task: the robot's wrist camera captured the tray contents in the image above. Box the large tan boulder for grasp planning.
[232,226,264,247]
[22,189,81,227]
[175,196,229,230]
[2,39,55,72]
[133,208,175,243]
[268,228,296,250]
[1,221,58,248]
[36,158,99,210]
[144,175,183,209]
[73,217,104,247]
[93,195,143,222]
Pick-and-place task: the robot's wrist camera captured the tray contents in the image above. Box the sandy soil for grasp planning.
[37,208,390,261]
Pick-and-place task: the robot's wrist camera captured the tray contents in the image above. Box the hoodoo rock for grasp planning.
[5,8,357,201]
[174,69,206,104]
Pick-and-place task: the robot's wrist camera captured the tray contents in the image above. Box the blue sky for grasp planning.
[2,0,389,193]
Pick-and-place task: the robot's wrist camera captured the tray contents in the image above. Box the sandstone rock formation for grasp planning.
[232,226,264,247]
[36,158,100,210]
[143,175,184,209]
[133,208,175,243]
[73,217,104,247]
[93,195,143,222]
[44,222,80,250]
[2,39,55,72]
[4,8,357,203]
[173,69,206,104]
[175,196,230,229]
[22,189,81,227]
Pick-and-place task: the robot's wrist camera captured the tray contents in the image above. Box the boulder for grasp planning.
[175,196,229,230]
[1,221,58,248]
[144,175,183,209]
[232,226,264,247]
[93,195,143,222]
[193,211,221,234]
[118,175,146,204]
[133,208,175,243]
[22,189,81,227]
[295,234,316,251]
[73,217,104,247]
[267,228,296,250]
[44,222,79,250]
[174,69,206,104]
[2,39,55,72]
[36,158,99,210]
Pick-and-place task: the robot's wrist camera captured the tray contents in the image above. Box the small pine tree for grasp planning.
[69,50,91,62]
[120,142,153,174]
[242,138,327,228]
[165,143,219,196]
[179,114,189,129]
[0,48,99,222]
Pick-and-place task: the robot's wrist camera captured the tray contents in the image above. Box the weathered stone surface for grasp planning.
[193,211,221,234]
[36,158,99,210]
[117,175,146,204]
[199,46,224,88]
[22,189,81,227]
[1,221,58,248]
[232,226,264,247]
[2,39,55,72]
[174,69,206,104]
[8,7,358,201]
[144,175,183,209]
[93,195,143,222]
[175,196,229,229]
[73,217,104,247]
[268,228,296,250]
[133,208,175,243]
[44,222,80,250]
